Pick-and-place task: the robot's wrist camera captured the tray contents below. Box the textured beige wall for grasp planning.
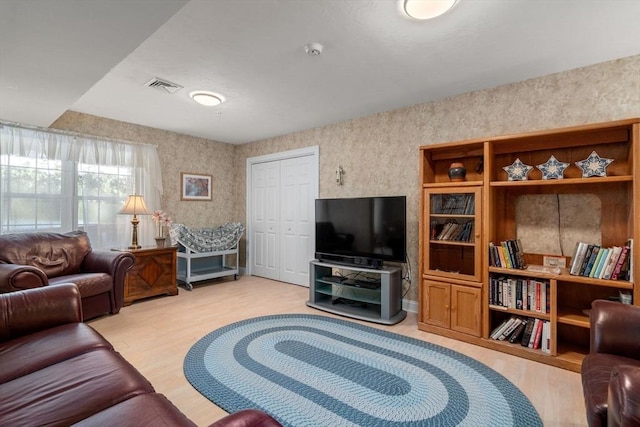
[51,55,640,302]
[236,55,640,301]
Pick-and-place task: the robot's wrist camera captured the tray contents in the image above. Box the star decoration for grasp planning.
[575,151,613,178]
[536,155,570,180]
[503,158,533,181]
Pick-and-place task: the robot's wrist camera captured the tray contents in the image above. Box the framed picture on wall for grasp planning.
[181,172,212,201]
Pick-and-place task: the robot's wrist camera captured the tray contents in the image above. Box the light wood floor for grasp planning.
[89,276,587,426]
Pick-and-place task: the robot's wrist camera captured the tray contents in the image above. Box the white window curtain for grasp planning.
[0,122,163,249]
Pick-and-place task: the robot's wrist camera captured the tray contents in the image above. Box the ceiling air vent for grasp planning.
[144,77,183,94]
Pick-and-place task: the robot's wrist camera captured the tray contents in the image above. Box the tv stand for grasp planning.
[307,260,406,325]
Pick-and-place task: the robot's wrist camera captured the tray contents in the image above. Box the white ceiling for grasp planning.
[1,0,639,145]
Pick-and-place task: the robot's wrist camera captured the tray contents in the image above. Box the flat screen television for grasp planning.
[315,196,406,269]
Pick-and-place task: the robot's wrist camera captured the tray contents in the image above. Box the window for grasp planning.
[0,123,163,249]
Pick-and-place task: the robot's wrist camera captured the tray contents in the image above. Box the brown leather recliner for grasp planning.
[581,299,640,426]
[0,231,134,321]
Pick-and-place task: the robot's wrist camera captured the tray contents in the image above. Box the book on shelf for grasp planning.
[592,247,609,278]
[440,194,475,215]
[436,220,474,242]
[581,245,600,277]
[588,247,605,278]
[502,318,526,341]
[488,239,526,269]
[489,275,550,313]
[527,318,540,348]
[497,245,507,268]
[489,316,527,342]
[532,319,544,349]
[541,321,551,354]
[611,241,631,281]
[512,241,523,268]
[508,320,528,343]
[602,246,622,280]
[490,317,516,340]
[569,242,589,275]
[501,242,513,268]
[520,318,536,347]
[577,244,596,276]
[569,241,632,281]
[628,239,634,283]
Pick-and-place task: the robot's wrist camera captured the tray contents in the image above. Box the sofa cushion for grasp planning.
[607,365,640,427]
[582,353,640,427]
[49,272,112,298]
[0,231,92,278]
[72,393,198,427]
[0,348,155,427]
[0,323,112,383]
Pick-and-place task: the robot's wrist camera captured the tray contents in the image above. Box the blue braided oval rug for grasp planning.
[184,314,542,427]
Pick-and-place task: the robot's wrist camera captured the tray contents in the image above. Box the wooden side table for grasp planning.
[114,246,178,305]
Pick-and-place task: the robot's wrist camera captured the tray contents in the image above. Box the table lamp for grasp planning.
[118,194,150,249]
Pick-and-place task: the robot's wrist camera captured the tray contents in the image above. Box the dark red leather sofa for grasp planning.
[0,284,282,426]
[581,299,640,426]
[0,230,134,320]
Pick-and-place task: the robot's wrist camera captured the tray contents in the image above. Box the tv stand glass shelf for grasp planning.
[307,260,406,325]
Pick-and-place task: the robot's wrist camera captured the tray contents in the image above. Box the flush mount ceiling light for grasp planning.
[403,0,457,20]
[189,91,225,107]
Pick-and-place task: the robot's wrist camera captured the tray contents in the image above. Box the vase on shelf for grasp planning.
[154,237,166,248]
[448,162,467,182]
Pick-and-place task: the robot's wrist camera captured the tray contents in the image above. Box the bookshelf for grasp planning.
[418,118,639,372]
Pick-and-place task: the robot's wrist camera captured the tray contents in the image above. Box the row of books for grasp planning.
[489,275,550,313]
[432,194,475,215]
[490,316,551,353]
[488,240,526,269]
[569,239,633,281]
[431,220,474,242]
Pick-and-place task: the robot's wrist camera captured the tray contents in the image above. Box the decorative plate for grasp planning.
[503,158,533,181]
[575,151,613,178]
[536,155,569,180]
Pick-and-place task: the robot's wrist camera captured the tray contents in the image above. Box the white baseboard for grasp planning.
[402,298,418,313]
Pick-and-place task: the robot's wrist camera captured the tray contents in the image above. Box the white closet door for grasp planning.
[251,161,280,281]
[247,146,318,286]
[279,155,315,286]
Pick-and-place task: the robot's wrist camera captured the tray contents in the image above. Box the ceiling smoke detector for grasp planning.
[304,43,323,56]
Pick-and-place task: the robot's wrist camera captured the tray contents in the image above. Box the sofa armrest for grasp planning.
[590,300,640,360]
[0,264,48,293]
[0,283,82,342]
[82,250,135,310]
[608,365,640,427]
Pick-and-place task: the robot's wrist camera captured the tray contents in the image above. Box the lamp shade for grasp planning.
[118,195,150,215]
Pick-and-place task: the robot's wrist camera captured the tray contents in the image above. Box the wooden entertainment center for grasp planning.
[418,118,639,372]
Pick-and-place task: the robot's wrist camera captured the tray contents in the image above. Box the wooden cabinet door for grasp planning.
[124,247,177,305]
[451,284,481,337]
[423,280,450,328]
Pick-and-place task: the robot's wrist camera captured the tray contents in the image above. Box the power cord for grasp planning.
[402,252,412,298]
